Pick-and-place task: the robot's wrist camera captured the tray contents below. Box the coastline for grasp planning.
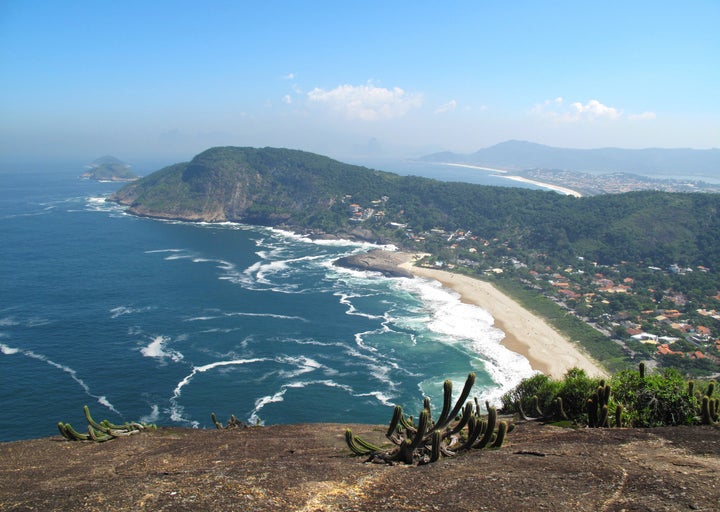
[378,252,607,379]
[498,175,583,197]
[439,162,583,197]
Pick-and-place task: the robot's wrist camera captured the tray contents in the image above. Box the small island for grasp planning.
[82,156,138,182]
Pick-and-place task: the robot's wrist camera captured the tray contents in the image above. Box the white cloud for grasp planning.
[282,73,296,80]
[570,99,622,120]
[434,99,457,114]
[628,111,657,121]
[531,97,650,122]
[282,94,292,105]
[307,83,423,121]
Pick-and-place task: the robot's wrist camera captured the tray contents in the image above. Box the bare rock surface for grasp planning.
[1,421,719,511]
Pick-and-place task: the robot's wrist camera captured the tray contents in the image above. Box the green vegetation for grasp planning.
[345,372,513,464]
[57,405,156,442]
[501,365,719,428]
[82,156,137,181]
[110,146,720,376]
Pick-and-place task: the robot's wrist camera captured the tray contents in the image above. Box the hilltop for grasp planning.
[1,421,718,511]
[82,156,138,182]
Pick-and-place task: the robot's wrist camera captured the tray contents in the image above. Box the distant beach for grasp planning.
[370,251,608,379]
[499,175,583,197]
[440,163,583,197]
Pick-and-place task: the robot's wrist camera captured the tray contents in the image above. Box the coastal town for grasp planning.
[343,183,720,378]
[508,168,720,196]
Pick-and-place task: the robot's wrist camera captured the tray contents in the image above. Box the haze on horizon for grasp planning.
[1,1,718,169]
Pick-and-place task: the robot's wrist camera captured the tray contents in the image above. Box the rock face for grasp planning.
[1,422,719,511]
[334,249,414,278]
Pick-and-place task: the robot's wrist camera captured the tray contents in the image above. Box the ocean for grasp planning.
[0,164,536,442]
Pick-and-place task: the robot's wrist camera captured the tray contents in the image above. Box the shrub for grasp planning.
[500,373,560,416]
[610,368,699,427]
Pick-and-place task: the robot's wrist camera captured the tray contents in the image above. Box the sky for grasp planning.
[1,0,719,166]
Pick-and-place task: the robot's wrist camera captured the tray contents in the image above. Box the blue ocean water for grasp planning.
[0,168,534,442]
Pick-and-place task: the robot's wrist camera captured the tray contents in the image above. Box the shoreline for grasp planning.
[381,252,607,379]
[499,175,583,197]
[439,162,583,197]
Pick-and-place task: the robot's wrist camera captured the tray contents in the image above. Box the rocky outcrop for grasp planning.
[334,249,414,278]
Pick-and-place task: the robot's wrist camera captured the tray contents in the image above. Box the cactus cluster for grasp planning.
[345,372,513,465]
[211,412,247,429]
[57,405,156,442]
[587,381,612,428]
[518,395,568,422]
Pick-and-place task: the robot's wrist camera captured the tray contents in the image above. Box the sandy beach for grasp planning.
[387,252,606,379]
[499,175,583,197]
[439,162,583,197]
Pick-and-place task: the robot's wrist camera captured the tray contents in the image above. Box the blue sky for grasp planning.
[1,1,718,165]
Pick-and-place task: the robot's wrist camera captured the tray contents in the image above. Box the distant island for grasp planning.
[109,146,720,377]
[82,155,138,182]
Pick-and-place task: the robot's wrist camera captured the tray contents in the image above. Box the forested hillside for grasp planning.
[110,146,720,270]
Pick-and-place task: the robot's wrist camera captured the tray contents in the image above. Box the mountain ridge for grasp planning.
[422,140,720,176]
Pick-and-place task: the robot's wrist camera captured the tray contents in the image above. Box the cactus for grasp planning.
[700,396,712,425]
[344,372,514,465]
[58,406,155,443]
[639,362,646,379]
[429,431,442,463]
[491,421,508,448]
[474,406,498,449]
[615,404,624,428]
[210,412,247,429]
[554,397,568,421]
[707,381,715,398]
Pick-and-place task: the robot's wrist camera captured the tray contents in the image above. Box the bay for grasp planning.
[0,167,534,442]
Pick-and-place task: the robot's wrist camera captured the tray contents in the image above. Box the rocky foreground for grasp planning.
[1,421,719,511]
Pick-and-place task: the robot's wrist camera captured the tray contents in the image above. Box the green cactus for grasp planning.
[59,423,91,441]
[345,429,374,456]
[615,404,624,428]
[639,362,646,379]
[554,397,568,421]
[59,406,155,442]
[491,421,508,448]
[345,372,513,465]
[598,404,609,428]
[429,431,442,463]
[474,406,498,449]
[587,398,597,428]
[700,396,712,425]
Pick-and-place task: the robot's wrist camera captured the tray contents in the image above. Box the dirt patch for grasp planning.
[1,422,719,511]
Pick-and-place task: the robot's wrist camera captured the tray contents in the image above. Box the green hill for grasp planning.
[110,146,720,270]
